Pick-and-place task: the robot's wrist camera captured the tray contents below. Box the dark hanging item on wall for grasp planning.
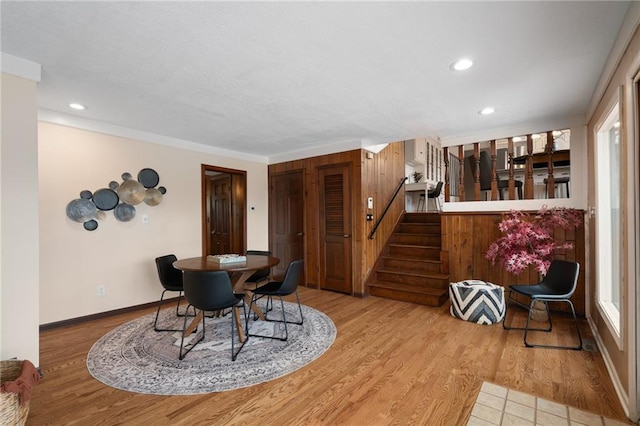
[114,203,136,222]
[66,198,97,223]
[83,220,98,231]
[67,167,165,231]
[117,180,145,205]
[92,188,119,211]
[138,168,160,188]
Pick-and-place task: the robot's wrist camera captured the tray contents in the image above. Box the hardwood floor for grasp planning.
[30,287,627,425]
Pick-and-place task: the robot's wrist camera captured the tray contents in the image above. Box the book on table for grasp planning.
[207,254,247,264]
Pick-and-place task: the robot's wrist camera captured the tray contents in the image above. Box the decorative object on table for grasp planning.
[412,171,423,183]
[207,254,247,264]
[86,300,336,395]
[485,206,582,321]
[65,168,166,231]
[0,359,41,426]
[449,280,505,325]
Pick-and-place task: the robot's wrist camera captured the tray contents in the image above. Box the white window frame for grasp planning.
[594,89,623,349]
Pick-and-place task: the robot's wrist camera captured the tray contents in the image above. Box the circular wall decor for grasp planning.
[93,188,119,211]
[158,186,166,194]
[80,190,93,199]
[144,188,163,206]
[83,220,98,231]
[138,168,159,188]
[109,181,119,191]
[66,199,97,223]
[114,203,136,222]
[121,172,132,181]
[117,180,145,205]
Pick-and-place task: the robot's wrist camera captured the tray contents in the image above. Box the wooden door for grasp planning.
[318,164,352,294]
[208,174,231,255]
[269,171,305,280]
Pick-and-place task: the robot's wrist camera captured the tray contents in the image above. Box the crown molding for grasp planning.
[1,52,41,82]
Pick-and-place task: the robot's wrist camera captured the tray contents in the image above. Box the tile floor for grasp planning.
[467,381,633,426]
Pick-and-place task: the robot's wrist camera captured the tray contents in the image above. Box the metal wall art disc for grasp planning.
[80,190,93,199]
[117,180,145,205]
[121,172,132,181]
[66,199,97,223]
[158,186,166,194]
[138,168,159,188]
[114,203,136,222]
[93,188,119,211]
[83,220,98,231]
[109,181,119,191]
[95,210,107,220]
[143,188,163,206]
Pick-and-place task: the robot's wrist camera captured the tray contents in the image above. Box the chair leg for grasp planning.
[231,304,247,361]
[247,293,303,341]
[523,298,583,350]
[502,291,552,333]
[179,305,204,360]
[154,290,184,332]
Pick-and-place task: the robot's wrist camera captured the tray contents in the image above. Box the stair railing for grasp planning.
[368,177,408,240]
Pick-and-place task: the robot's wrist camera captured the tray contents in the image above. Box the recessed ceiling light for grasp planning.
[69,103,86,110]
[478,107,495,115]
[451,58,473,71]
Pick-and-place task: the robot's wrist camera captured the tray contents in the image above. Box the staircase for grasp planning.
[368,212,449,307]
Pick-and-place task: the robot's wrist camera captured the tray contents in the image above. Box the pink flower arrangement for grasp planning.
[486,206,583,276]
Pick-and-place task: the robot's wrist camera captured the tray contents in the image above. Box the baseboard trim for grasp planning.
[587,316,631,419]
[39,298,177,331]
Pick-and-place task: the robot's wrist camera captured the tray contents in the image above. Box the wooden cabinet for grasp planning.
[404,138,426,165]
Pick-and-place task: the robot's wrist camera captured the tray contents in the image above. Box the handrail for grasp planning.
[368,177,408,240]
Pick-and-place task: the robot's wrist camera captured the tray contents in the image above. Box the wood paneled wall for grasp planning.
[268,142,406,296]
[441,212,586,313]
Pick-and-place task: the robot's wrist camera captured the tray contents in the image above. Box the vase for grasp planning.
[530,300,549,322]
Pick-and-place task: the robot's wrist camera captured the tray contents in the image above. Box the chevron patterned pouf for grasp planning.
[449,280,505,325]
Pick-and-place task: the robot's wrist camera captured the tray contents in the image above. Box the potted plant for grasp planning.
[485,206,583,320]
[412,171,423,183]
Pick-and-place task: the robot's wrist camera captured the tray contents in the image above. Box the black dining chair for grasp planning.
[244,250,274,314]
[478,150,523,200]
[154,254,187,332]
[502,259,582,350]
[247,259,304,341]
[179,270,247,361]
[427,181,443,211]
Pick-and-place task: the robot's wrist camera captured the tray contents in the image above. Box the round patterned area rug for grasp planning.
[86,301,336,395]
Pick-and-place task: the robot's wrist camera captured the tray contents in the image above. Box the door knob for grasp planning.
[344,234,350,238]
[297,232,305,236]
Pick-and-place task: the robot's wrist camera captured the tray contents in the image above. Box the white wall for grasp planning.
[1,73,40,363]
[38,122,269,324]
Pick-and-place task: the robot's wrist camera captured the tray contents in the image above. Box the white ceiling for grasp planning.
[0,1,631,160]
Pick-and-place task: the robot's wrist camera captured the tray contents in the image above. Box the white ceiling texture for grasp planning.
[0,1,631,162]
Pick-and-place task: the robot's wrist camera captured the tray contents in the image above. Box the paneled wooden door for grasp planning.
[269,171,305,280]
[318,164,352,294]
[202,165,246,256]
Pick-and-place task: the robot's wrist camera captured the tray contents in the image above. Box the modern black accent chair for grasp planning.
[502,259,583,350]
[154,254,187,332]
[479,150,523,200]
[427,181,444,211]
[179,270,247,361]
[247,259,304,341]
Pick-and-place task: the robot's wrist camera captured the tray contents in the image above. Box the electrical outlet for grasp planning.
[97,285,106,296]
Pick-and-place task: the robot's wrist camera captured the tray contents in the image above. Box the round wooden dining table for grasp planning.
[173,255,280,342]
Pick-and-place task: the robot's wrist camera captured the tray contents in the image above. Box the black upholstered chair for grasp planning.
[154,254,187,332]
[179,270,247,360]
[244,250,272,289]
[247,259,304,341]
[502,259,582,350]
[427,181,443,211]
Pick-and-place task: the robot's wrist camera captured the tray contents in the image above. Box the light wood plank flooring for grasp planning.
[29,287,627,425]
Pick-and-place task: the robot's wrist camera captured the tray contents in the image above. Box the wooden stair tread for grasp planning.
[380,256,440,264]
[388,243,440,249]
[376,268,449,280]
[369,281,448,296]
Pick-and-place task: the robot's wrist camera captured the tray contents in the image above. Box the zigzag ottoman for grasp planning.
[449,280,505,325]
